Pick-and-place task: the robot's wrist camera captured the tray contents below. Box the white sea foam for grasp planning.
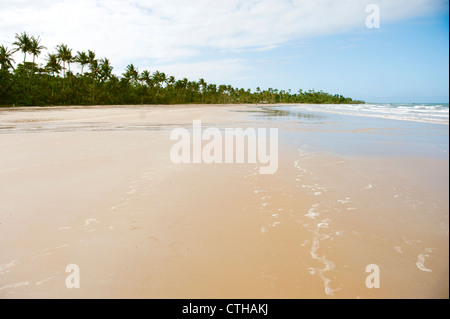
[303,206,339,296]
[416,254,432,272]
[317,222,329,229]
[0,260,17,273]
[300,240,309,247]
[309,235,339,296]
[271,222,280,227]
[337,197,351,204]
[291,103,449,124]
[36,276,55,286]
[84,218,98,226]
[305,204,320,219]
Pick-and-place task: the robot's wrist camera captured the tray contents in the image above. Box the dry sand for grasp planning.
[0,104,448,298]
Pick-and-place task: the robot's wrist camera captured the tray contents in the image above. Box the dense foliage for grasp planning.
[0,32,364,107]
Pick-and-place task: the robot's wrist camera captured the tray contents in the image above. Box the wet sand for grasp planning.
[0,104,448,298]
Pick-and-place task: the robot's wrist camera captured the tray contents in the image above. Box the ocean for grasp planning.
[289,103,449,125]
[253,103,449,159]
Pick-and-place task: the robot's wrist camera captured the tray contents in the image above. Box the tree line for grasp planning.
[0,32,364,107]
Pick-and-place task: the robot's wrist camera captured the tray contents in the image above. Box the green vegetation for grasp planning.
[0,32,364,107]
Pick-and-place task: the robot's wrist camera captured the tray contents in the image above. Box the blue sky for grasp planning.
[256,13,450,103]
[0,0,448,103]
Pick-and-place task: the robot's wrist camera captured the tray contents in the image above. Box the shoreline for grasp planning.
[1,102,448,126]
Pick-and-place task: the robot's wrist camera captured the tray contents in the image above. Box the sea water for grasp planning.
[290,103,449,125]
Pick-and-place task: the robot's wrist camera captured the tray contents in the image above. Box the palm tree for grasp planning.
[88,50,96,64]
[167,75,175,88]
[255,86,262,103]
[180,78,188,102]
[45,53,61,97]
[27,36,47,92]
[13,32,32,64]
[190,81,200,103]
[99,58,113,82]
[218,84,227,103]
[29,36,46,74]
[137,70,152,103]
[12,32,33,93]
[123,64,139,84]
[0,45,15,71]
[87,51,97,76]
[165,75,175,101]
[67,54,75,74]
[226,85,235,103]
[160,72,167,87]
[88,58,99,102]
[56,44,72,89]
[152,71,166,97]
[46,53,61,75]
[198,78,207,102]
[75,51,89,75]
[139,70,152,86]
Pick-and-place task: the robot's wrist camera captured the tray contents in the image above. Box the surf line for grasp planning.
[170,120,278,174]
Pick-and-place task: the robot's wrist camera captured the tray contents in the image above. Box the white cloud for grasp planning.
[0,0,446,77]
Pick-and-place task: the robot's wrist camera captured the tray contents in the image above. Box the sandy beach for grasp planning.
[0,104,448,299]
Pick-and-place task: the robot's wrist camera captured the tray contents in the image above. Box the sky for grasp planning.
[0,0,448,103]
